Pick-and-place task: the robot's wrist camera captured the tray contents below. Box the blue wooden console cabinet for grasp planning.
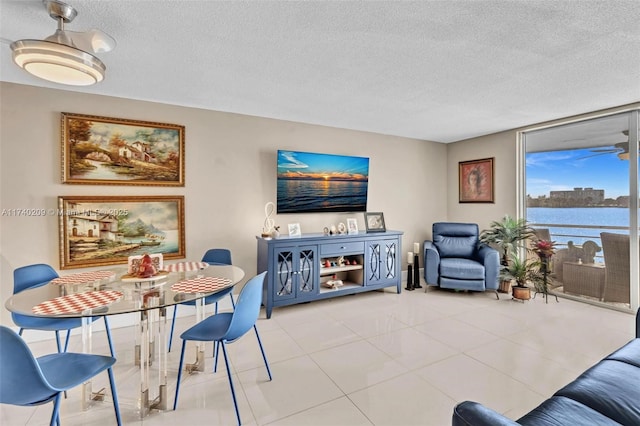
[257,230,403,318]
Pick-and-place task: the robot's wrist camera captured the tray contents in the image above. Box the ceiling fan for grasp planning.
[9,0,116,86]
[582,130,636,161]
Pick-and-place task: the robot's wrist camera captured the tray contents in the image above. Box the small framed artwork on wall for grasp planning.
[459,157,494,203]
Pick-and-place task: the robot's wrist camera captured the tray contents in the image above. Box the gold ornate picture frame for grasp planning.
[58,195,185,269]
[61,113,185,186]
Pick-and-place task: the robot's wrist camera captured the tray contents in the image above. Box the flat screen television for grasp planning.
[277,150,369,213]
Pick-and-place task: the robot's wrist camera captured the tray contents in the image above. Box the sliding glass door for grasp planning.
[521,109,639,312]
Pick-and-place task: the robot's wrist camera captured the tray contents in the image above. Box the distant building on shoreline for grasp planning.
[550,187,604,203]
[528,187,629,207]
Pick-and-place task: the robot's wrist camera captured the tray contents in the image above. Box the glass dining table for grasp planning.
[4,262,245,417]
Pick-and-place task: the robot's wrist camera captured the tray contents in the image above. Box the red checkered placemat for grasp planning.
[170,277,232,293]
[32,290,123,315]
[50,270,116,285]
[163,262,209,272]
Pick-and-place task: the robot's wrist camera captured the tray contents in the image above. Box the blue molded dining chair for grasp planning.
[168,249,236,351]
[0,326,122,426]
[173,272,272,425]
[13,264,116,357]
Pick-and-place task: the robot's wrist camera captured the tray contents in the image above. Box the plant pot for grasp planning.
[512,285,531,300]
[498,279,512,293]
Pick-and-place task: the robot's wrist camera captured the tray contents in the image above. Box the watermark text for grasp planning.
[2,208,128,217]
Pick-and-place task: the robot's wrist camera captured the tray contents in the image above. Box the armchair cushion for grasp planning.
[435,236,477,258]
[433,223,479,258]
[440,258,485,280]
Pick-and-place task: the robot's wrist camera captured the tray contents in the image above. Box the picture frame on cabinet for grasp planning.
[347,218,358,234]
[364,212,386,233]
[288,223,301,237]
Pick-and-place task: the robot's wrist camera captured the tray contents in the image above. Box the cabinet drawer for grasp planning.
[321,242,364,256]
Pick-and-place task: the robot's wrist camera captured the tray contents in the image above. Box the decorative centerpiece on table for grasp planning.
[137,253,157,278]
[128,253,163,276]
[121,253,167,282]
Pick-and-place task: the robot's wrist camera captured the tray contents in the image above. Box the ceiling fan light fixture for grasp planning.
[11,39,105,86]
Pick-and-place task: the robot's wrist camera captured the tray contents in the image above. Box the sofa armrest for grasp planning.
[452,401,519,426]
[424,240,440,285]
[477,244,500,290]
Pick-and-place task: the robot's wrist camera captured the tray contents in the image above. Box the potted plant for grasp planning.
[531,239,556,296]
[480,215,536,293]
[500,252,544,300]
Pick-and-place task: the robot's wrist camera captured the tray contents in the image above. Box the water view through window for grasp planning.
[526,146,630,256]
[524,111,638,310]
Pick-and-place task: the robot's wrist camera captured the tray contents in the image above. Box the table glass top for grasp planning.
[5,264,245,318]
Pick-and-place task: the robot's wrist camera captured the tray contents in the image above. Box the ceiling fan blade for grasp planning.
[613,141,629,151]
[65,29,116,53]
[588,148,619,153]
[578,152,612,160]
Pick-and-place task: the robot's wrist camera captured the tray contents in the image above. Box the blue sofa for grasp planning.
[452,309,640,425]
[423,222,500,298]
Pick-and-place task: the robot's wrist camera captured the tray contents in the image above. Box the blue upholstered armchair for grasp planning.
[423,222,500,298]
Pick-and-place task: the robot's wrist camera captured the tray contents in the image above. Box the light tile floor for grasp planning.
[1,286,636,426]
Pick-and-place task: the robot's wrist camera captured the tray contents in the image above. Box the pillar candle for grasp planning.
[407,252,413,264]
[414,242,420,253]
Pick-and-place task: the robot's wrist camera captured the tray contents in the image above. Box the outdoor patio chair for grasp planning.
[601,232,631,304]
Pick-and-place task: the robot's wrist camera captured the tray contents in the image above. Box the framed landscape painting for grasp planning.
[61,113,185,186]
[459,157,494,203]
[58,195,185,269]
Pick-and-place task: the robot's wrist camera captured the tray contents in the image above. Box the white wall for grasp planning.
[0,82,448,327]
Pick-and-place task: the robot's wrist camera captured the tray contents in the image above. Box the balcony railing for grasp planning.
[530,222,630,263]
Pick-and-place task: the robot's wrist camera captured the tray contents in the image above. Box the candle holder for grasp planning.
[413,253,422,288]
[406,264,414,290]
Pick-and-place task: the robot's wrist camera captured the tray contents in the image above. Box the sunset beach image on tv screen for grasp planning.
[277,150,369,213]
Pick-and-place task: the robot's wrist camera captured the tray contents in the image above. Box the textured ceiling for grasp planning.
[1,0,639,143]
